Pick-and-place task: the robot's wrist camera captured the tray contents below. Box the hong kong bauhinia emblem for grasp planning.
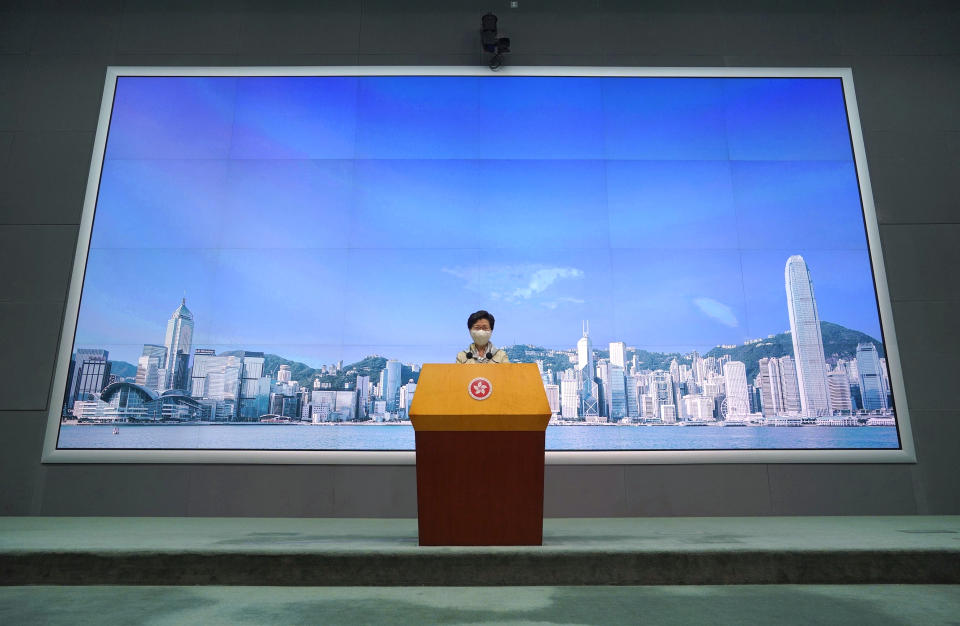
[468,377,492,401]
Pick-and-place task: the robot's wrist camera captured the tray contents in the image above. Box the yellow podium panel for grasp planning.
[409,363,551,432]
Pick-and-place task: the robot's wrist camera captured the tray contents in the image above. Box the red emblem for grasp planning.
[468,377,492,401]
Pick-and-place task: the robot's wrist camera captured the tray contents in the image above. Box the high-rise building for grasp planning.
[577,321,594,378]
[171,352,190,391]
[684,395,715,420]
[723,361,750,418]
[659,404,677,423]
[399,381,416,419]
[576,321,599,418]
[277,364,292,383]
[650,370,674,417]
[785,255,831,416]
[237,351,266,420]
[162,298,193,391]
[757,356,802,417]
[640,394,658,419]
[596,360,611,420]
[135,344,167,391]
[384,360,402,412]
[609,341,626,368]
[758,357,784,416]
[544,384,560,416]
[845,359,860,387]
[310,390,336,422]
[189,348,217,397]
[856,343,887,411]
[188,350,267,421]
[560,371,579,419]
[66,348,111,412]
[625,374,640,419]
[356,375,370,418]
[750,384,762,414]
[827,368,853,413]
[691,351,705,384]
[778,355,802,414]
[879,357,892,406]
[607,364,627,421]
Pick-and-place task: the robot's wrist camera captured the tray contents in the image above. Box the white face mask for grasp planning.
[470,329,492,347]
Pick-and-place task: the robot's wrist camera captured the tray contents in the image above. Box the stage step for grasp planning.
[2,516,958,586]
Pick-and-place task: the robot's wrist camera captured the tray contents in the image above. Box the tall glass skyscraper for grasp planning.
[856,342,887,411]
[163,298,194,391]
[577,321,599,418]
[384,359,402,412]
[785,255,832,417]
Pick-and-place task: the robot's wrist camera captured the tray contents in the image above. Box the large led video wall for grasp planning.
[42,67,913,463]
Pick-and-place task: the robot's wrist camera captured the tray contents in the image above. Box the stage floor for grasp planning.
[3,584,960,625]
[1,516,959,586]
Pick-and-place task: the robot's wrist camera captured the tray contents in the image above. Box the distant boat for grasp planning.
[113,427,119,435]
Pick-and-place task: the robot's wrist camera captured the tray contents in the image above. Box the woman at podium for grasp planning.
[456,310,510,364]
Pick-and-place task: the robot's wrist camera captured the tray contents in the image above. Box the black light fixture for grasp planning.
[481,13,510,71]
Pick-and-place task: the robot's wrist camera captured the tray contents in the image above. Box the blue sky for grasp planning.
[78,75,883,366]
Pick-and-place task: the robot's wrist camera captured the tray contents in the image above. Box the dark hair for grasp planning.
[467,310,495,331]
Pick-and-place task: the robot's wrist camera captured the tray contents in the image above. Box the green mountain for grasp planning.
[108,360,137,379]
[111,321,880,391]
[703,321,883,381]
[506,321,883,384]
[220,351,419,390]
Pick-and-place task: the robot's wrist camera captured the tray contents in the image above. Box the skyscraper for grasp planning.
[384,359,402,412]
[758,357,783,417]
[785,255,831,416]
[162,298,194,391]
[777,355,802,414]
[576,321,599,418]
[625,374,640,420]
[827,368,853,413]
[577,321,595,380]
[66,348,111,412]
[609,341,626,369]
[560,371,578,419]
[356,375,370,418]
[237,351,266,420]
[722,360,750,419]
[135,344,167,391]
[856,343,887,411]
[544,384,560,416]
[608,364,627,421]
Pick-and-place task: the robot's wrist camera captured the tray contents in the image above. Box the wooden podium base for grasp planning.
[415,430,545,546]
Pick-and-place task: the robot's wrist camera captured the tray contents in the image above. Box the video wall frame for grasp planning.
[41,66,916,464]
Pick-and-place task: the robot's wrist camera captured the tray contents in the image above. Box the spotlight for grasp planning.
[481,13,510,71]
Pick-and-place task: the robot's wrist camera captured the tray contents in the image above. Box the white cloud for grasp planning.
[442,264,584,304]
[541,296,586,310]
[693,297,739,327]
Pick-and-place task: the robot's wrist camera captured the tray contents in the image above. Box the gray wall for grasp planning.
[1,0,957,517]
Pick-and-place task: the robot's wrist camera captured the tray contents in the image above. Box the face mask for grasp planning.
[470,329,492,347]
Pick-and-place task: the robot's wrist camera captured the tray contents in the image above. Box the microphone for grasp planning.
[465,350,494,360]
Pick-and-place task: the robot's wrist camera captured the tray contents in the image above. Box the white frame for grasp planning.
[42,66,916,464]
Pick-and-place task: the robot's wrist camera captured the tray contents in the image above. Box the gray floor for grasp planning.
[2,585,960,625]
[3,515,960,554]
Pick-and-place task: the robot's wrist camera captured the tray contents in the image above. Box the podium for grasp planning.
[408,363,551,546]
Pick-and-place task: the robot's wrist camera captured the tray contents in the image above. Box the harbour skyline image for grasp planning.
[56,74,899,450]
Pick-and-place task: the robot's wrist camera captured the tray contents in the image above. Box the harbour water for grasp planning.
[57,424,901,450]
